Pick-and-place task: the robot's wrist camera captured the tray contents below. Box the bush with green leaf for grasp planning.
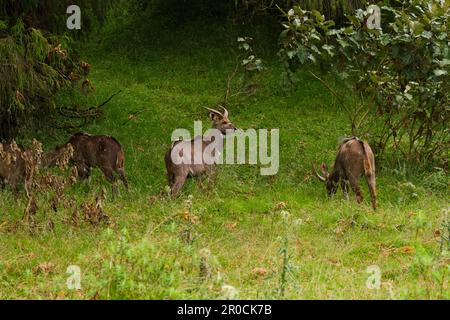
[88,228,223,299]
[224,36,264,102]
[0,19,90,139]
[279,0,449,169]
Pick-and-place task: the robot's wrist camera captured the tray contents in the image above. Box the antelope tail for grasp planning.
[116,150,125,169]
[355,137,372,174]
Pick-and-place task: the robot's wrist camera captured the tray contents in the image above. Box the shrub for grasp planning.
[279,0,450,169]
[89,228,198,299]
[0,19,90,139]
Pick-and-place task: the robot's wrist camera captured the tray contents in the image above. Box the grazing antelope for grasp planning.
[165,106,237,196]
[44,133,128,196]
[313,137,377,209]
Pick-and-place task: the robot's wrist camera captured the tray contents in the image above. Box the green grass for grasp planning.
[0,21,448,300]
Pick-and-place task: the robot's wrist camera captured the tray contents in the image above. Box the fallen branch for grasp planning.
[87,90,122,111]
[58,90,123,119]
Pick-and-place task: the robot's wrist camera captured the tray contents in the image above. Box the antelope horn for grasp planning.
[203,106,223,117]
[218,105,228,118]
[312,163,326,182]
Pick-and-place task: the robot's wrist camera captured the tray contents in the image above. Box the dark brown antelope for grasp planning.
[44,133,128,196]
[313,137,377,209]
[165,106,237,196]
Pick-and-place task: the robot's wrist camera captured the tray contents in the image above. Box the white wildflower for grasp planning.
[280,210,290,219]
[221,284,238,300]
[199,248,211,259]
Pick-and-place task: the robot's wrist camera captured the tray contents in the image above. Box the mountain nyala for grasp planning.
[165,106,237,196]
[45,132,128,196]
[313,137,377,209]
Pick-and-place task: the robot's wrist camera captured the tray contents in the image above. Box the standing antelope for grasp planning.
[165,106,237,196]
[313,137,377,209]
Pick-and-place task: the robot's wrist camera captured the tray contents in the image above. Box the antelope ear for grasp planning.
[320,163,329,178]
[209,112,221,121]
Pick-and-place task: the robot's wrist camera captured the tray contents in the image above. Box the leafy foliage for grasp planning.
[0,19,90,139]
[0,0,112,35]
[225,37,264,102]
[233,0,365,24]
[279,0,450,168]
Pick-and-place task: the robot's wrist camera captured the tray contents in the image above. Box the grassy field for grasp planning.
[0,20,448,300]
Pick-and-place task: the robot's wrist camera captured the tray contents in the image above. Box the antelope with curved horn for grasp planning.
[165,105,237,196]
[313,137,377,209]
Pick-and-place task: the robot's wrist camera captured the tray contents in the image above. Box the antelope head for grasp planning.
[204,105,237,134]
[312,162,338,196]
